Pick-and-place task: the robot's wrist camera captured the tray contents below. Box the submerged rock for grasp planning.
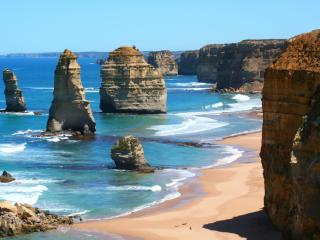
[47,49,96,135]
[197,39,287,92]
[147,50,178,76]
[111,136,155,173]
[100,46,167,113]
[0,171,15,183]
[0,200,73,237]
[2,69,26,112]
[261,29,320,239]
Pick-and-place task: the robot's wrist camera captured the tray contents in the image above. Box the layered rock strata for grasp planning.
[2,69,26,112]
[0,200,73,237]
[260,29,320,239]
[177,50,199,75]
[47,49,96,134]
[197,40,288,92]
[100,46,167,113]
[111,135,154,173]
[147,50,178,76]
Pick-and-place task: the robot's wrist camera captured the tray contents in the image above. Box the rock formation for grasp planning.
[0,171,15,183]
[147,50,178,76]
[111,135,155,173]
[46,49,96,134]
[260,29,320,239]
[100,46,167,113]
[177,50,199,75]
[197,40,288,92]
[2,69,26,112]
[0,200,73,237]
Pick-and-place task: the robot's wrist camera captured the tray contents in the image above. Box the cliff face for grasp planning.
[261,29,320,239]
[100,46,167,113]
[147,50,178,76]
[2,69,26,112]
[47,49,96,134]
[197,40,288,91]
[177,50,199,75]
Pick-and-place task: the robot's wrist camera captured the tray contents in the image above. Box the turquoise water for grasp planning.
[0,57,262,239]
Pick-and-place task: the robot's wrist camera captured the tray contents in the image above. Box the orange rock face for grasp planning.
[261,29,320,239]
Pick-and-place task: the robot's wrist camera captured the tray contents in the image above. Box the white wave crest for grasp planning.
[169,82,212,87]
[203,102,224,110]
[204,146,244,168]
[0,143,26,153]
[232,94,250,101]
[149,116,228,137]
[0,184,48,205]
[168,87,211,91]
[106,185,162,192]
[68,210,91,217]
[13,129,42,135]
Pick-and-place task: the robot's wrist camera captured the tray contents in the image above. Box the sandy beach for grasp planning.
[75,132,282,240]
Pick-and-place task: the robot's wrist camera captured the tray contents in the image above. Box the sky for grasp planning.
[0,0,319,53]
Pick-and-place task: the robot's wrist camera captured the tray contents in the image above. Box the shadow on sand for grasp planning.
[203,209,282,240]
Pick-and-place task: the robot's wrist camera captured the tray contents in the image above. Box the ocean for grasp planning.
[0,57,262,239]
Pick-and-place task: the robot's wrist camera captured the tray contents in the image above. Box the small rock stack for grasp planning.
[147,50,178,76]
[47,49,96,134]
[0,200,73,237]
[111,136,155,173]
[2,69,26,112]
[100,46,167,113]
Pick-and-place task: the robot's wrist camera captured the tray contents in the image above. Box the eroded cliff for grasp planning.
[197,40,287,92]
[261,29,320,239]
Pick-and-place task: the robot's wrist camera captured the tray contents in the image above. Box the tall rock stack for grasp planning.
[147,50,178,76]
[260,29,320,239]
[197,40,287,92]
[2,69,26,112]
[100,46,167,113]
[47,49,96,134]
[177,50,199,75]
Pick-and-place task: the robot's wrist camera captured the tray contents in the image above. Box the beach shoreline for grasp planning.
[74,131,282,240]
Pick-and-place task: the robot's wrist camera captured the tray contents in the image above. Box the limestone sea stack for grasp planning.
[2,69,26,112]
[177,50,199,75]
[260,29,320,239]
[197,40,288,92]
[0,200,73,237]
[46,49,96,134]
[111,136,155,173]
[100,46,167,113]
[147,50,178,76]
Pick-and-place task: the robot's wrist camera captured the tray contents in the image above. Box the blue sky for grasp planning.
[0,0,319,53]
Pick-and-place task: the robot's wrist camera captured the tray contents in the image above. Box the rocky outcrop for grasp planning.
[100,46,167,113]
[177,50,199,75]
[2,69,26,112]
[111,135,155,173]
[147,50,178,76]
[0,200,73,237]
[260,29,320,239]
[47,49,96,134]
[0,171,15,183]
[197,40,288,92]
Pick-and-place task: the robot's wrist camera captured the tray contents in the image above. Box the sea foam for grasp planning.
[0,143,26,153]
[106,185,162,192]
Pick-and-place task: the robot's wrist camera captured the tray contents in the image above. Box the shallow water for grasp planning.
[0,57,261,239]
